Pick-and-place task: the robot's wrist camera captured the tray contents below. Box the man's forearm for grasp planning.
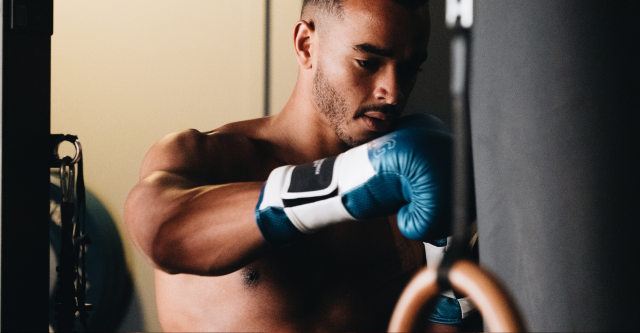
[125,172,268,276]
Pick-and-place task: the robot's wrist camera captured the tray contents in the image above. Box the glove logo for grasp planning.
[313,159,325,175]
[371,138,396,158]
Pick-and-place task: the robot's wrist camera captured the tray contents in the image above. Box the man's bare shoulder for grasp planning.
[141,118,275,184]
[212,117,271,138]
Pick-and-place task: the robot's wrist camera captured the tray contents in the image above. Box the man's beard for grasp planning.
[312,64,399,147]
[312,64,361,147]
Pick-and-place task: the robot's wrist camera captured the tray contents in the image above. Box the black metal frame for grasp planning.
[1,0,53,331]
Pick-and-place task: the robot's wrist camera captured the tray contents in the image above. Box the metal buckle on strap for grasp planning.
[446,0,473,29]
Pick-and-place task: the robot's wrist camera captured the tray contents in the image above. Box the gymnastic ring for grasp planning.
[388,260,526,332]
[55,139,82,165]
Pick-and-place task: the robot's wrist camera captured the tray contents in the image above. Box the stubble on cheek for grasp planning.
[312,64,374,147]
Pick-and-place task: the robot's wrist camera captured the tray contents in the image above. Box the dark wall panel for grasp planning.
[471,1,640,331]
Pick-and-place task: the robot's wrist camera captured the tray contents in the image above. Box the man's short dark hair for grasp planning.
[301,0,429,17]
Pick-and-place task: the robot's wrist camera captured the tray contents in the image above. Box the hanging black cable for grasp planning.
[436,0,476,293]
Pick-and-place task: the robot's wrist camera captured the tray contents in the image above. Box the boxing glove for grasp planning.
[255,114,452,247]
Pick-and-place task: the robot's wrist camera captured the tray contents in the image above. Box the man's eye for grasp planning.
[356,59,379,71]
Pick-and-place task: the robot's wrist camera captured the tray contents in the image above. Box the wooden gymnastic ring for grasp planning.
[388,260,526,332]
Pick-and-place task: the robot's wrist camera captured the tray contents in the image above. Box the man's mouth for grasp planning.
[361,111,396,132]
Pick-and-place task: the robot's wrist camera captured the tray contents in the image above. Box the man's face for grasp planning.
[312,0,430,147]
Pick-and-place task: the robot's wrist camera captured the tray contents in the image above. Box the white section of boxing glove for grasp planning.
[277,144,375,200]
[334,144,376,195]
[424,241,456,299]
[425,240,448,267]
[458,297,477,319]
[424,237,477,318]
[259,144,376,234]
[284,196,354,234]
[258,165,292,210]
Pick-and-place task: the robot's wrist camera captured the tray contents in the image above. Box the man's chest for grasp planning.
[250,217,424,290]
[154,217,425,332]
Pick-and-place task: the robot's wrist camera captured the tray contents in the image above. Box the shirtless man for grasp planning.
[125,0,465,330]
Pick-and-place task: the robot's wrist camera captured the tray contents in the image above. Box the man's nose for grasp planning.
[374,67,404,105]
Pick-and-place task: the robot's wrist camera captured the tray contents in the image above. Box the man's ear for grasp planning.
[294,20,314,69]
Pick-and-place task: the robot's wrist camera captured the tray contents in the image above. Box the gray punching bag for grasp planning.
[470,1,640,331]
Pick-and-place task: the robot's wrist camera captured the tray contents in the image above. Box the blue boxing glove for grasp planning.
[255,114,452,247]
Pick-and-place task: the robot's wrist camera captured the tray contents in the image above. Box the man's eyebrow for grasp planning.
[353,43,394,57]
[353,43,429,63]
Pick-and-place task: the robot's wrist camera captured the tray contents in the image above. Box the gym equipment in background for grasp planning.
[49,135,131,332]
